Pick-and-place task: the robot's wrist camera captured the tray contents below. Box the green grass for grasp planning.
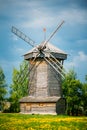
[0,113,87,130]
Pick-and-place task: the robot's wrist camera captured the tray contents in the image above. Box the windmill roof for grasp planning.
[24,42,67,55]
[24,42,67,60]
[45,42,66,54]
[19,96,61,103]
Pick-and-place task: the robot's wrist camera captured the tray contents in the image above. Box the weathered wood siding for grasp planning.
[29,59,48,97]
[47,63,62,97]
[20,102,56,114]
[28,59,37,96]
[20,57,65,114]
[20,97,66,115]
[36,60,48,96]
[21,42,67,114]
[29,58,62,97]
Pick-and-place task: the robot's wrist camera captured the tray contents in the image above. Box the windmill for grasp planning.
[11,21,67,115]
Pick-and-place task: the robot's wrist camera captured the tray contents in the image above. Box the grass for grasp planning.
[0,113,87,130]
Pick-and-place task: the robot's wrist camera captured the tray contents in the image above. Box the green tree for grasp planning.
[10,60,29,112]
[62,69,82,115]
[81,75,87,115]
[85,75,87,82]
[0,66,7,111]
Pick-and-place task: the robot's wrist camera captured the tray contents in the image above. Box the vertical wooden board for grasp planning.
[30,102,56,113]
[20,103,26,113]
[28,58,62,97]
[29,60,37,96]
[47,62,62,97]
[36,60,48,97]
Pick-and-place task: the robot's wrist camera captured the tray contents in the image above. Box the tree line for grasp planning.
[0,61,87,115]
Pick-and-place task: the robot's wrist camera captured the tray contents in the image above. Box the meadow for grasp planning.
[0,113,87,130]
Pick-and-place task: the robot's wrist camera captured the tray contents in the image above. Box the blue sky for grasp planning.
[0,0,87,85]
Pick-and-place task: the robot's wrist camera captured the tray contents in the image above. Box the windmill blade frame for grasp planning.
[47,56,65,75]
[11,21,66,88]
[44,56,65,79]
[43,45,66,74]
[40,20,64,50]
[14,61,29,85]
[14,53,42,88]
[12,26,36,47]
[49,51,66,74]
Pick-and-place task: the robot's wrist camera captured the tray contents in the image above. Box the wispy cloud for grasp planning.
[77,39,87,45]
[0,0,87,83]
[3,0,85,29]
[65,51,87,70]
[64,51,87,82]
[1,0,87,31]
[11,34,18,41]
[59,9,87,25]
[19,8,87,29]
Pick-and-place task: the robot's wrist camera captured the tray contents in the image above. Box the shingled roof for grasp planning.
[24,42,67,60]
[19,96,60,103]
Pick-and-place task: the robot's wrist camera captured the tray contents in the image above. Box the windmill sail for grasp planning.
[44,56,65,79]
[41,20,64,50]
[45,49,66,78]
[12,21,68,115]
[12,26,36,47]
[14,61,29,86]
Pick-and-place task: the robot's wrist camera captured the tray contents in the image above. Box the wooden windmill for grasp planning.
[12,21,67,114]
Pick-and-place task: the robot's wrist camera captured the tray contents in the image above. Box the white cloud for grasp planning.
[78,51,87,61]
[11,34,18,41]
[64,51,87,70]
[1,0,87,83]
[15,47,25,54]
[59,9,87,25]
[77,39,87,45]
[19,7,87,29]
[11,45,26,56]
[65,51,87,68]
[64,51,87,82]
[21,16,55,28]
[1,0,87,29]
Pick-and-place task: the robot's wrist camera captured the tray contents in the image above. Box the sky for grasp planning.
[0,0,87,86]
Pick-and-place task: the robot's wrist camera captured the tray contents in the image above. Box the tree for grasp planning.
[10,60,29,112]
[0,66,7,111]
[62,69,82,115]
[81,75,87,115]
[85,75,87,82]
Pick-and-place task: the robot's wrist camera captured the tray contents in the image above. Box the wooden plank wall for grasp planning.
[36,60,48,97]
[47,64,62,97]
[20,102,56,114]
[29,58,62,97]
